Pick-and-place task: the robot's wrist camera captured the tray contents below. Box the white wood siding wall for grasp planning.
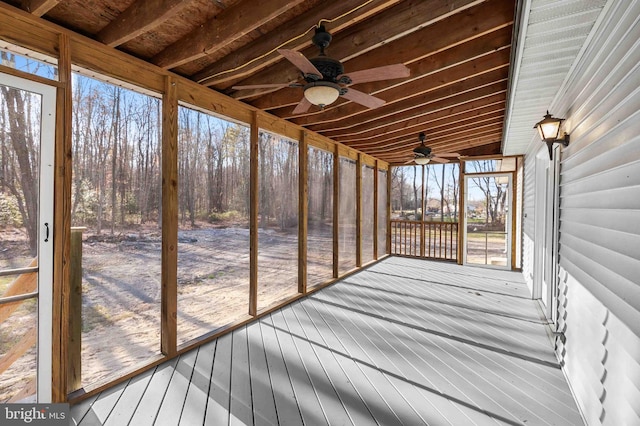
[523,1,640,424]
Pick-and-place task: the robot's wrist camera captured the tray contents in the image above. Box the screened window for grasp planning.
[177,105,250,345]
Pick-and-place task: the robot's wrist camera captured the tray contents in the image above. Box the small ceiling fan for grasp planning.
[232,25,410,114]
[406,132,460,165]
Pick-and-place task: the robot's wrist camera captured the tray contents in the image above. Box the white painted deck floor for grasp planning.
[71,257,584,426]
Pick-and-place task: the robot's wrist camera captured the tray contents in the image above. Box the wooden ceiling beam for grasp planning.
[354,121,504,155]
[229,0,485,93]
[96,0,190,47]
[307,69,508,133]
[251,17,512,113]
[21,0,58,16]
[328,93,506,141]
[152,0,307,69]
[384,140,503,164]
[380,134,502,163]
[346,110,505,149]
[282,48,510,127]
[194,0,402,87]
[336,103,505,144]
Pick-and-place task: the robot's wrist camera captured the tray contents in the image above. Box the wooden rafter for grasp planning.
[152,0,307,69]
[21,0,58,16]
[229,0,486,95]
[195,0,403,87]
[97,0,190,47]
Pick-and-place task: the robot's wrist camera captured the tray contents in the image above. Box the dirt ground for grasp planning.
[0,224,335,400]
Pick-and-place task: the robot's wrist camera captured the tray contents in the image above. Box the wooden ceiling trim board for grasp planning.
[345,110,505,148]
[324,93,507,140]
[267,26,512,117]
[355,121,504,155]
[97,0,190,47]
[284,49,510,126]
[307,70,509,133]
[228,0,484,92]
[256,42,510,115]
[195,0,403,87]
[21,0,58,16]
[382,135,502,163]
[321,90,507,143]
[152,0,307,69]
[336,104,505,144]
[0,2,59,55]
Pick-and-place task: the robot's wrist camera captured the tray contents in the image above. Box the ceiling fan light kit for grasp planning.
[303,81,342,107]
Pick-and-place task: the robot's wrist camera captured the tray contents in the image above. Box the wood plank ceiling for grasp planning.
[5,0,516,164]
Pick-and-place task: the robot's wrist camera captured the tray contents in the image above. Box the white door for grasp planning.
[463,173,512,269]
[534,147,560,321]
[0,73,55,402]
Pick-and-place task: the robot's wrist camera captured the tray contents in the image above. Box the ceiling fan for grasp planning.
[231,25,410,114]
[406,132,460,165]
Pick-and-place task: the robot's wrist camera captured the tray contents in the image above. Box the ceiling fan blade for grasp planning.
[434,152,460,157]
[232,83,293,90]
[278,49,322,77]
[292,97,313,115]
[341,64,410,85]
[430,157,450,164]
[403,159,416,165]
[341,89,385,109]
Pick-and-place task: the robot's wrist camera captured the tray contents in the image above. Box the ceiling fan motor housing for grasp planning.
[413,145,432,157]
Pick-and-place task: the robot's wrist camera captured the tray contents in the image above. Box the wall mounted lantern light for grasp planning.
[534,111,570,159]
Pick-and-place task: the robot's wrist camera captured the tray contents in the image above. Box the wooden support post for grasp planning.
[53,32,72,402]
[386,167,392,256]
[356,154,362,267]
[298,131,308,294]
[373,161,379,259]
[458,160,465,264]
[67,227,85,392]
[249,111,259,315]
[161,75,178,356]
[332,145,339,278]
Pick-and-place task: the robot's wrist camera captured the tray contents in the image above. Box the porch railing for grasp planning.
[0,258,38,402]
[390,220,458,261]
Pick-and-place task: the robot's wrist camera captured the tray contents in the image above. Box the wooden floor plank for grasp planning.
[103,367,155,426]
[295,301,405,426]
[269,309,329,426]
[128,357,179,425]
[229,326,253,426]
[154,350,198,426]
[78,380,128,426]
[70,393,100,425]
[305,297,429,426]
[70,258,584,426]
[286,303,378,425]
[204,332,232,425]
[277,305,354,425]
[179,340,216,426]
[246,321,278,426]
[259,315,304,426]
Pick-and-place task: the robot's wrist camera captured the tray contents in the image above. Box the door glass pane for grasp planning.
[466,175,510,266]
[0,85,41,272]
[0,81,43,402]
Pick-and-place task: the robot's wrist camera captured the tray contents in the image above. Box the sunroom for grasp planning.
[0,0,638,425]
